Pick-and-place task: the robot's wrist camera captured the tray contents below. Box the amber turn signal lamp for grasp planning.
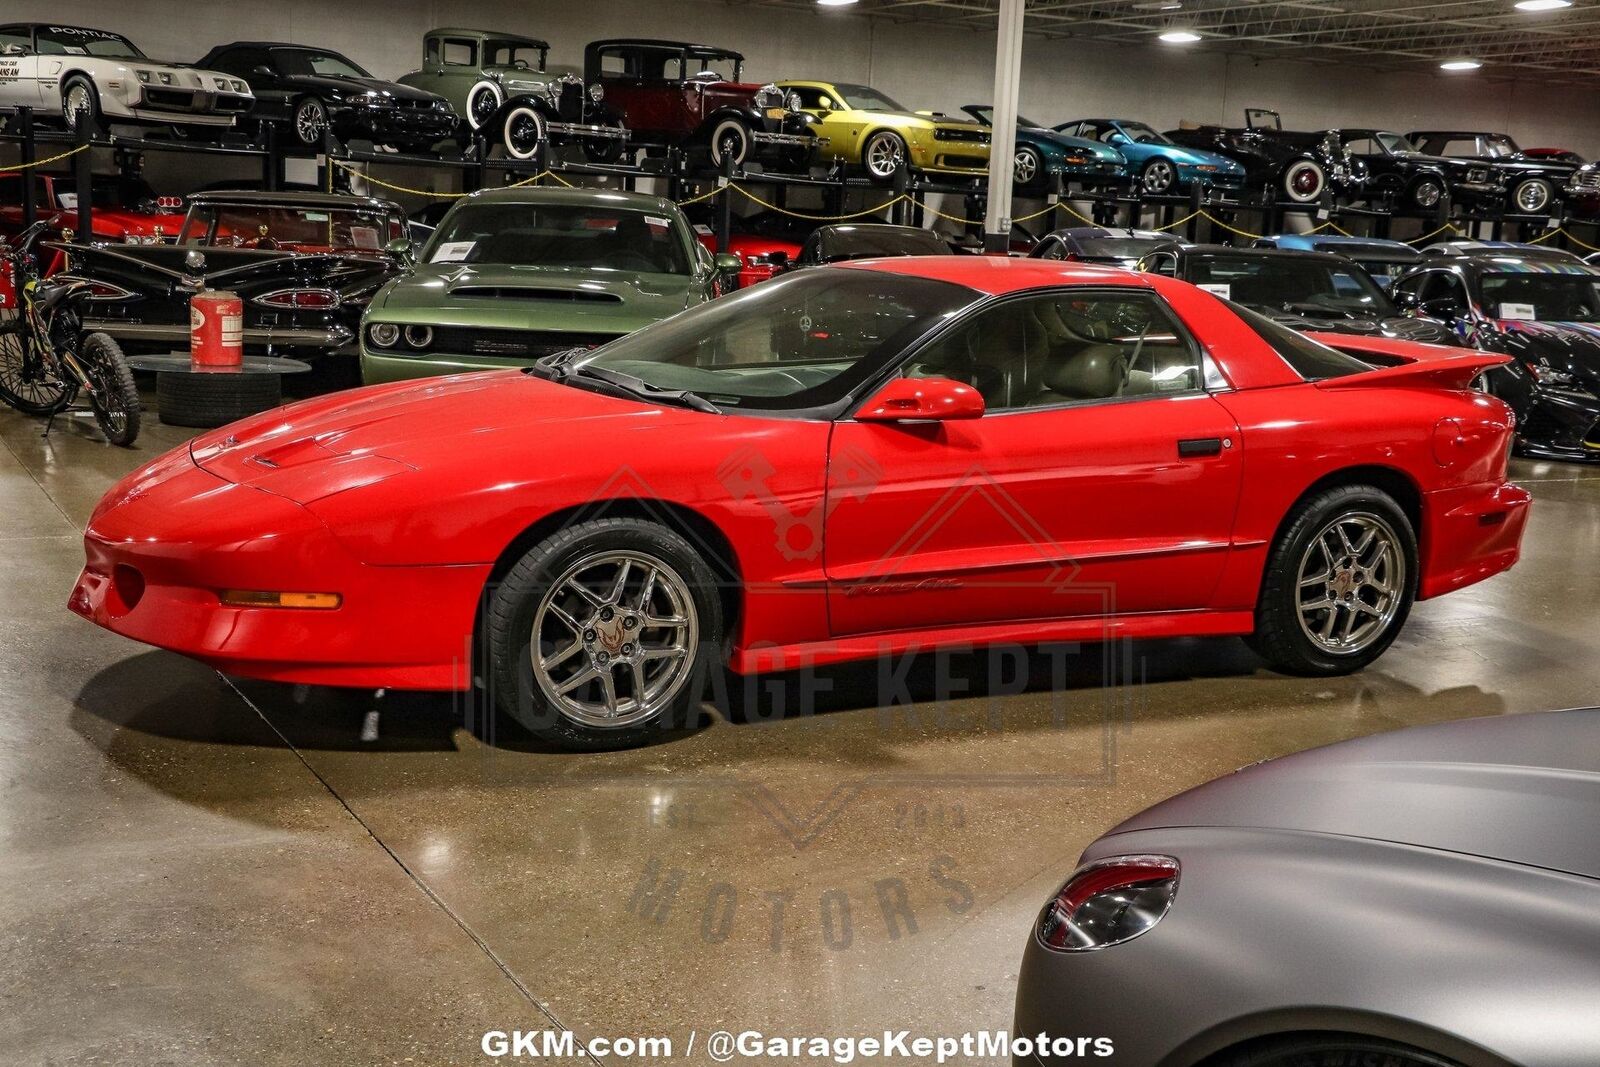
[221,590,342,610]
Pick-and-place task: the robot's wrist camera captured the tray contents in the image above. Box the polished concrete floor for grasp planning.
[3,398,1599,1066]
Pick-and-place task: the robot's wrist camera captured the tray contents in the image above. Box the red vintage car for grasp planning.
[0,172,184,245]
[70,258,1529,750]
[693,227,801,287]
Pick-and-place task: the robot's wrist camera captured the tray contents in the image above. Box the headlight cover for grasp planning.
[1037,855,1178,952]
[367,322,400,348]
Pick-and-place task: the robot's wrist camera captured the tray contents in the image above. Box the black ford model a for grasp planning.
[1165,108,1366,206]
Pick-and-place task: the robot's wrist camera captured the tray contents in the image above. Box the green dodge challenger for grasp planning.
[360,187,737,384]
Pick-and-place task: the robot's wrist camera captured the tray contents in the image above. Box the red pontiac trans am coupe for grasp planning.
[70,258,1530,749]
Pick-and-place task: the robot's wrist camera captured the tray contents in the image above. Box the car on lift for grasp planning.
[1014,709,1600,1067]
[1165,109,1366,205]
[60,190,408,361]
[396,28,627,163]
[196,42,457,152]
[1405,130,1579,217]
[1251,233,1422,290]
[1054,118,1246,197]
[1523,146,1587,167]
[1029,226,1189,268]
[0,171,185,245]
[0,23,254,133]
[1334,129,1503,211]
[958,106,1124,192]
[777,80,989,184]
[1565,161,1600,220]
[1421,239,1583,264]
[1392,253,1600,462]
[1138,244,1457,346]
[788,223,953,268]
[361,187,737,384]
[72,258,1526,750]
[585,39,813,171]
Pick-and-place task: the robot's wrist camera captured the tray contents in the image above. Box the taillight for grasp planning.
[55,275,135,301]
[155,196,184,210]
[1037,855,1178,952]
[254,288,341,310]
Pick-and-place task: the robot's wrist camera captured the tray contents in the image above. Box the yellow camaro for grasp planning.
[776,81,991,183]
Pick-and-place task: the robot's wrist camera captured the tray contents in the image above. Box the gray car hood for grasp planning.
[1110,709,1600,879]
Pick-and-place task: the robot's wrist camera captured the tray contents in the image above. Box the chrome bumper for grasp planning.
[549,122,627,141]
[84,321,352,349]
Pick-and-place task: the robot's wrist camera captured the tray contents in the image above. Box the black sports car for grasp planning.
[791,223,951,267]
[1335,129,1503,211]
[57,190,408,360]
[1029,226,1188,268]
[1165,109,1365,205]
[196,42,458,151]
[1406,130,1578,216]
[1137,244,1457,346]
[1392,254,1600,462]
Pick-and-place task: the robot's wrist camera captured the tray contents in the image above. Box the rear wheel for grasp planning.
[1280,158,1326,203]
[1213,1035,1464,1067]
[61,76,101,134]
[486,517,724,750]
[80,332,140,447]
[1511,177,1554,215]
[0,318,72,415]
[1410,175,1445,209]
[1247,484,1416,675]
[465,80,502,131]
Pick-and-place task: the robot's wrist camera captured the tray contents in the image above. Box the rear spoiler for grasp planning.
[1306,332,1510,391]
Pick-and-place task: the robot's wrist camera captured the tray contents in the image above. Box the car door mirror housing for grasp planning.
[1393,290,1420,311]
[252,65,274,78]
[713,252,742,275]
[1421,297,1460,319]
[857,377,985,423]
[384,237,415,264]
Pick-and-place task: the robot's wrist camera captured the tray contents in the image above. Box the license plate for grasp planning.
[765,108,787,121]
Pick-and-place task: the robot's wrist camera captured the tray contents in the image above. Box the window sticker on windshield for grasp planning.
[431,240,475,263]
[305,212,329,222]
[1198,283,1231,299]
[56,192,77,210]
[349,226,379,249]
[1499,302,1537,321]
[692,224,712,236]
[645,216,671,229]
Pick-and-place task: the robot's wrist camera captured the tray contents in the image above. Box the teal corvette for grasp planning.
[1055,118,1246,196]
[961,105,1124,191]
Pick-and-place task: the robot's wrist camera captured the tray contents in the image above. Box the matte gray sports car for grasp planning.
[1013,709,1600,1067]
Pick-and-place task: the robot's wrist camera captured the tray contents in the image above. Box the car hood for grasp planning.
[1239,303,1453,344]
[1022,128,1121,162]
[1110,708,1600,880]
[284,74,443,104]
[188,371,694,496]
[373,263,698,321]
[1162,144,1245,170]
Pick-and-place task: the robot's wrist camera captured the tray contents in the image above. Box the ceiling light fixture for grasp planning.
[816,0,859,6]
[1514,0,1572,10]
[1159,30,1203,43]
[1440,58,1483,70]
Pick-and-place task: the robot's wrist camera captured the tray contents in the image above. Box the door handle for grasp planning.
[1177,437,1225,458]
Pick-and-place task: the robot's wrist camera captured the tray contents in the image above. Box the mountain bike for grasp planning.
[0,221,140,446]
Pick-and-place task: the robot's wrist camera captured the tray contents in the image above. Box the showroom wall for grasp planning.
[10,0,1600,156]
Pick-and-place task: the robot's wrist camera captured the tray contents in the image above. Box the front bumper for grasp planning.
[1513,389,1600,462]
[83,319,353,353]
[332,106,458,143]
[68,447,486,690]
[1180,166,1246,190]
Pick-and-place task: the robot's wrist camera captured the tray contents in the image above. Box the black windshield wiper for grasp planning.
[527,346,592,381]
[568,365,723,414]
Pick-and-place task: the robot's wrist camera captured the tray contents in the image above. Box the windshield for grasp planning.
[833,84,907,112]
[485,40,546,70]
[1485,134,1521,158]
[685,54,740,81]
[1188,254,1394,317]
[426,202,691,274]
[570,269,978,410]
[180,203,404,252]
[36,27,142,58]
[967,107,1042,128]
[1376,131,1415,153]
[1118,121,1169,145]
[815,226,948,262]
[271,48,369,79]
[1077,237,1163,261]
[1481,272,1600,323]
[1229,302,1373,381]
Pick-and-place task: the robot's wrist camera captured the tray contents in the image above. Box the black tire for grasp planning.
[465,80,502,131]
[1510,177,1553,215]
[1214,1034,1464,1067]
[292,96,329,148]
[61,75,101,134]
[80,333,140,446]
[1140,158,1178,196]
[862,129,907,185]
[1409,175,1446,210]
[501,104,546,161]
[1246,483,1417,676]
[486,517,725,751]
[0,318,73,416]
[155,372,281,429]
[707,117,751,170]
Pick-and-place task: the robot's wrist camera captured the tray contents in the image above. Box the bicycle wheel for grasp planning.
[0,314,73,416]
[79,332,141,447]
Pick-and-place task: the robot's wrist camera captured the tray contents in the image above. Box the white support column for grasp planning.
[983,0,1026,253]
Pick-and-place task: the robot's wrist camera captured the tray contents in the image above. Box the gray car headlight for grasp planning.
[1527,363,1597,398]
[589,83,604,103]
[367,322,400,348]
[1037,855,1179,952]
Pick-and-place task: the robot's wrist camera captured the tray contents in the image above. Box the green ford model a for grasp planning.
[360,187,741,385]
[398,28,628,162]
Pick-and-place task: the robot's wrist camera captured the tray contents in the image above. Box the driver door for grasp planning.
[823,288,1243,636]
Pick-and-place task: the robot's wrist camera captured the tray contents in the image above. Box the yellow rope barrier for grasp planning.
[0,142,92,172]
[728,184,906,221]
[1405,221,1462,246]
[329,159,565,198]
[675,183,728,207]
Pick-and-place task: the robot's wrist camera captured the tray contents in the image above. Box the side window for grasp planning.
[1141,252,1178,277]
[790,87,830,111]
[903,291,1204,412]
[1422,271,1469,313]
[424,37,439,65]
[441,39,476,66]
[598,51,633,79]
[1344,136,1377,155]
[0,26,31,53]
[1391,272,1426,306]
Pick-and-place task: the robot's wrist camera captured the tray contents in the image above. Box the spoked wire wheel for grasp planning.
[79,332,141,446]
[0,317,73,415]
[1295,511,1406,656]
[531,550,700,729]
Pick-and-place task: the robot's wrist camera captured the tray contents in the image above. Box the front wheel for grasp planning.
[293,97,329,147]
[862,129,907,184]
[1214,1035,1463,1067]
[1140,158,1177,195]
[1247,484,1417,675]
[1410,175,1445,209]
[62,76,101,134]
[486,517,725,750]
[0,319,73,416]
[707,118,751,170]
[1013,145,1044,189]
[501,105,546,161]
[80,332,140,447]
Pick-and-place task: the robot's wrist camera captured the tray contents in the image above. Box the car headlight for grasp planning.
[367,322,400,348]
[588,82,604,103]
[232,79,247,93]
[1037,855,1178,952]
[136,70,151,84]
[754,83,782,109]
[159,72,173,86]
[786,91,803,112]
[1527,363,1597,397]
[403,324,433,350]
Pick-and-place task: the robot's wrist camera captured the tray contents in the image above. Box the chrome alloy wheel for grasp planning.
[865,133,904,179]
[1295,512,1406,655]
[294,99,328,145]
[1013,148,1038,185]
[531,550,699,729]
[1142,160,1175,194]
[1514,179,1551,214]
[64,83,94,129]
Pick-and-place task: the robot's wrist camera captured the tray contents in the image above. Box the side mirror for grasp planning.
[252,65,274,78]
[857,376,985,423]
[713,252,742,275]
[1420,297,1461,320]
[1107,131,1129,145]
[816,98,832,112]
[1393,290,1420,311]
[385,237,416,264]
[758,250,789,268]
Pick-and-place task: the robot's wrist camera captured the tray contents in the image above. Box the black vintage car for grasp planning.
[791,223,951,267]
[1029,226,1188,268]
[1405,130,1579,216]
[1165,109,1365,205]
[1392,255,1600,462]
[1136,244,1456,347]
[196,42,458,151]
[58,190,408,360]
[1335,129,1503,211]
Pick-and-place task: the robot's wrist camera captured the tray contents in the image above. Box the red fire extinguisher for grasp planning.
[189,290,243,367]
